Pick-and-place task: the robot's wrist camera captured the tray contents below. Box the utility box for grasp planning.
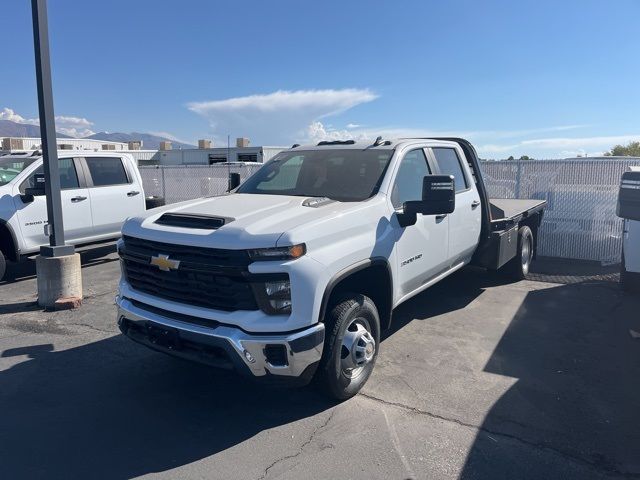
[128,140,142,150]
[160,141,172,151]
[2,137,24,150]
[236,137,250,148]
[198,139,212,149]
[101,144,116,151]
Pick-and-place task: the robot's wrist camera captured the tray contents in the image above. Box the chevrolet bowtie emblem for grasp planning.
[150,254,180,271]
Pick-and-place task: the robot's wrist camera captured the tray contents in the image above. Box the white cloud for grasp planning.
[476,134,640,158]
[346,123,362,129]
[1,107,95,137]
[0,107,39,125]
[187,89,377,145]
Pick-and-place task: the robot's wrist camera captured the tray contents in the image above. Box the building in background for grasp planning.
[1,135,285,165]
[1,136,128,152]
[128,138,285,166]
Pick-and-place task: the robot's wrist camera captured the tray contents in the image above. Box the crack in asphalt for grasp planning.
[258,409,336,480]
[65,322,115,335]
[359,392,640,479]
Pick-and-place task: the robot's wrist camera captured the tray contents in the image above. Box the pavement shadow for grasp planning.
[0,335,334,479]
[384,266,511,341]
[459,281,640,478]
[1,243,118,285]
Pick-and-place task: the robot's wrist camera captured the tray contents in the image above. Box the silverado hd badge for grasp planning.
[150,254,180,271]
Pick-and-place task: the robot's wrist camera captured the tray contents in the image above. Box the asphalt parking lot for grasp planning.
[0,247,638,480]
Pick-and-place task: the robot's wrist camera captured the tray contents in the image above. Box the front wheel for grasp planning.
[315,294,380,400]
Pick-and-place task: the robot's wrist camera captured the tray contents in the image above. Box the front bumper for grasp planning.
[116,296,325,382]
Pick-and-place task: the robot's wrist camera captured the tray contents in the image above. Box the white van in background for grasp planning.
[618,166,640,292]
[0,151,147,281]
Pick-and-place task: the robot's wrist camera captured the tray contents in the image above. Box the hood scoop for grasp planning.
[302,197,335,208]
[155,212,231,230]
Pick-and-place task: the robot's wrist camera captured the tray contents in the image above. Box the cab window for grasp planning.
[85,157,130,186]
[19,158,80,193]
[391,149,431,208]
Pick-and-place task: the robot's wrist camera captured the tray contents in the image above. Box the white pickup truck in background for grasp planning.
[116,138,547,399]
[0,151,151,281]
[618,166,640,292]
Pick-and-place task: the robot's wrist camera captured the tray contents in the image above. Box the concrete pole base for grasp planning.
[36,253,82,309]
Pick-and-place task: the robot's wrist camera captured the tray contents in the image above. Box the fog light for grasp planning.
[243,350,256,363]
[269,299,292,311]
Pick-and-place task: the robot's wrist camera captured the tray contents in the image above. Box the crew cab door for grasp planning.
[15,157,93,251]
[81,156,143,237]
[391,148,450,298]
[430,147,481,264]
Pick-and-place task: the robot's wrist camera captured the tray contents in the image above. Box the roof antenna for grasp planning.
[372,136,384,147]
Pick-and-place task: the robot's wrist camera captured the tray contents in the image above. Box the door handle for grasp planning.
[435,214,448,221]
[127,191,140,197]
[471,200,481,209]
[71,196,87,203]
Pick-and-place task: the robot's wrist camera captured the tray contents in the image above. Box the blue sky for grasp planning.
[1,0,639,158]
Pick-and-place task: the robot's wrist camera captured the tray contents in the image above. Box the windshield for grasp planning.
[0,157,38,186]
[237,149,394,201]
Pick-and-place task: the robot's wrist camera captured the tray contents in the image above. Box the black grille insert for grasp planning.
[121,236,257,311]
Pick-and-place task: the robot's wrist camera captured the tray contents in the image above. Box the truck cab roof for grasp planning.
[290,138,462,152]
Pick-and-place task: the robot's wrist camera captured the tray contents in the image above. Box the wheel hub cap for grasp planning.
[341,321,376,378]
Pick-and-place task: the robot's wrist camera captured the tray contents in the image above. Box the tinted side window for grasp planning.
[85,157,129,186]
[391,149,431,208]
[20,158,79,193]
[432,148,469,193]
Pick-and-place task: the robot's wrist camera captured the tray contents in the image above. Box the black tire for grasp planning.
[315,294,380,400]
[0,250,6,282]
[503,225,534,280]
[145,195,165,210]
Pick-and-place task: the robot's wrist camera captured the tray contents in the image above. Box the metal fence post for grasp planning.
[161,166,166,199]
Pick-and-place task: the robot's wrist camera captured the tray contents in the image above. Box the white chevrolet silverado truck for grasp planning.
[0,151,150,281]
[116,138,546,399]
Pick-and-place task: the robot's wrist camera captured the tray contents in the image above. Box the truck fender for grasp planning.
[0,219,20,262]
[318,257,393,330]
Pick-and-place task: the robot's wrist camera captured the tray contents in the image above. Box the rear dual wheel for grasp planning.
[504,226,534,280]
[316,294,380,400]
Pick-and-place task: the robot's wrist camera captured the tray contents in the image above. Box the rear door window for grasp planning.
[432,148,469,193]
[85,157,130,186]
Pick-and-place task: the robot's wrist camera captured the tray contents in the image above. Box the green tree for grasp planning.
[519,155,531,160]
[606,141,640,157]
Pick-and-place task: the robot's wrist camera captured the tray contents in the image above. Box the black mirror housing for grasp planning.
[398,175,456,227]
[228,172,241,191]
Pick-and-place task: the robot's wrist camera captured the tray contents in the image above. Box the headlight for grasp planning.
[248,244,306,261]
[252,276,292,315]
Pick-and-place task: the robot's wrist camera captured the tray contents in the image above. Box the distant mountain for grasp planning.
[87,132,195,150]
[0,119,71,138]
[0,119,194,149]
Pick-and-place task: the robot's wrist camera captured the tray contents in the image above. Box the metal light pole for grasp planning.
[31,0,82,309]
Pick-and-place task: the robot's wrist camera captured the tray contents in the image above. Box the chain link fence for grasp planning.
[139,163,263,204]
[140,159,638,263]
[480,159,637,263]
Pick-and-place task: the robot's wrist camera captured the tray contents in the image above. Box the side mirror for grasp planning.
[228,172,241,191]
[398,175,456,227]
[26,172,46,196]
